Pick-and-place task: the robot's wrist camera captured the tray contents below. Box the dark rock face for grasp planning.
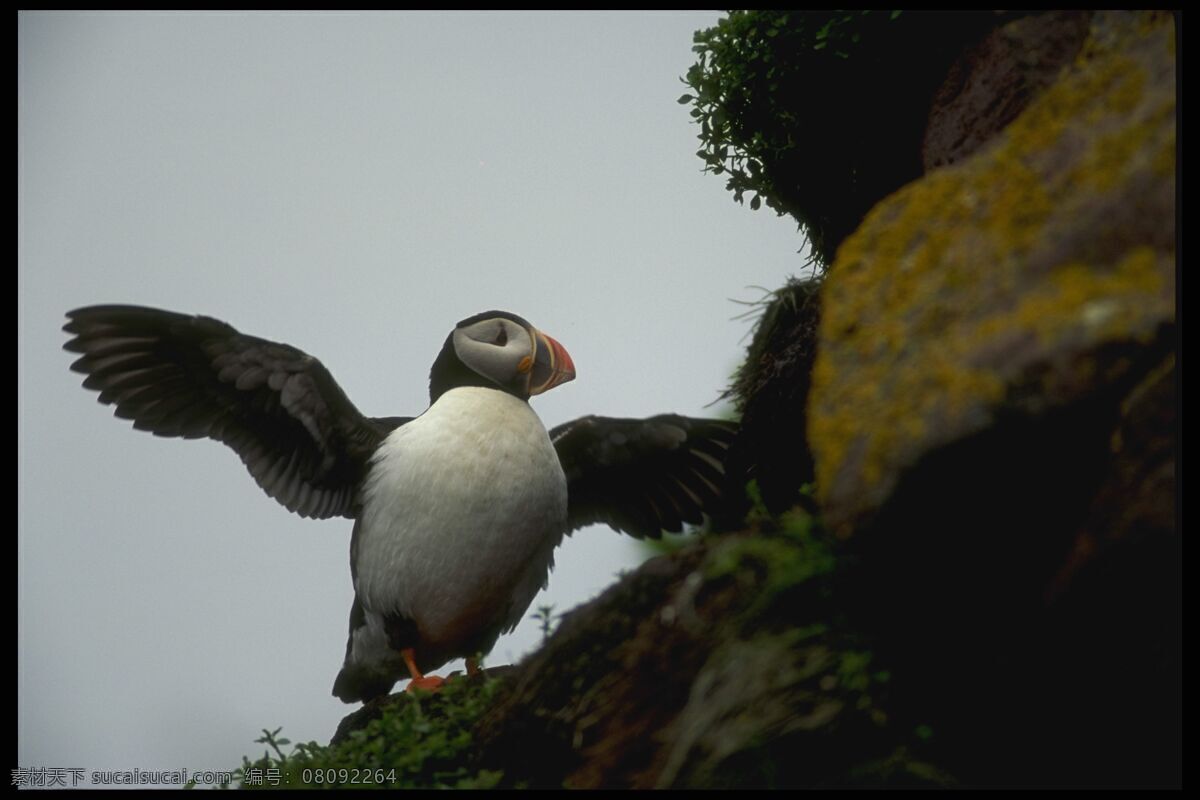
[472,527,918,789]
[808,9,1178,787]
[923,11,1093,170]
[474,551,705,788]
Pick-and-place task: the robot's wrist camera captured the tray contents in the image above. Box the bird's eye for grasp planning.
[494,326,508,346]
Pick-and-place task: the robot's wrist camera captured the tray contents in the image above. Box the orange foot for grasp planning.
[406,674,446,692]
[401,648,446,693]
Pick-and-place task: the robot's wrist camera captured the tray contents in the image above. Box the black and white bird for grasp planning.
[63,306,737,702]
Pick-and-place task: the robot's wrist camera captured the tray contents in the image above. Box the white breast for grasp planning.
[355,386,567,649]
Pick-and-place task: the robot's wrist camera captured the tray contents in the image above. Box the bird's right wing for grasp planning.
[63,305,409,520]
[550,414,738,539]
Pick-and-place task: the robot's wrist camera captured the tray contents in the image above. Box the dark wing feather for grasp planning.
[551,414,738,539]
[63,305,408,519]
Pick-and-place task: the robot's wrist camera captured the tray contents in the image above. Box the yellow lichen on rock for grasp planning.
[809,11,1176,531]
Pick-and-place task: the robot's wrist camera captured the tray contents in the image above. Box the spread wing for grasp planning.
[551,414,738,539]
[63,305,409,519]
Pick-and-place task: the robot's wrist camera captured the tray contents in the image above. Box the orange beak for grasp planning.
[528,330,576,395]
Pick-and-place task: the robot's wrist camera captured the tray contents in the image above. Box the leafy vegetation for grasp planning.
[680,10,1002,265]
[233,677,504,789]
[530,604,560,642]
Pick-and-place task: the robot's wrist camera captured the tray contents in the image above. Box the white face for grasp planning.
[452,316,536,389]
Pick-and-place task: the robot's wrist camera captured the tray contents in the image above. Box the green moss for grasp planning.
[844,746,958,788]
[234,677,504,789]
[702,509,836,622]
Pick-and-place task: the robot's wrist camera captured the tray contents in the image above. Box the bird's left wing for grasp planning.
[550,414,738,539]
[63,305,407,520]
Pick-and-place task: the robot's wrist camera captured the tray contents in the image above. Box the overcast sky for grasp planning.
[18,10,810,784]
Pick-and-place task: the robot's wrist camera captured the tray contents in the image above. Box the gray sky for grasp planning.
[18,10,809,782]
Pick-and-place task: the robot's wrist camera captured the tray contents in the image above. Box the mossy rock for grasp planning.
[804,10,1177,787]
[472,516,947,789]
[810,10,1176,535]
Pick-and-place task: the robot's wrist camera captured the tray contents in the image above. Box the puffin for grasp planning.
[62,305,737,702]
